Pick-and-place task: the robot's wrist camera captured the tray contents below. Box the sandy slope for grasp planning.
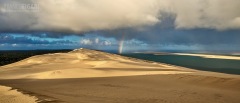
[0,85,37,103]
[0,48,240,103]
[0,48,191,79]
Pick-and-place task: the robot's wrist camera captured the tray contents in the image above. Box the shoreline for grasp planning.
[171,53,240,60]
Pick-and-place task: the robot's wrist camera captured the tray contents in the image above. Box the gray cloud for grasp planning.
[99,20,240,47]
[0,0,38,31]
[170,0,240,30]
[0,0,160,32]
[0,0,240,33]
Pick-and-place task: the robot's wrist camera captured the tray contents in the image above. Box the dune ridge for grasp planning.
[0,48,240,103]
[0,48,192,79]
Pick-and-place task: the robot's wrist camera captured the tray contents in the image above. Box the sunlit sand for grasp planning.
[0,49,240,103]
[172,53,240,60]
[0,86,37,103]
[0,49,191,79]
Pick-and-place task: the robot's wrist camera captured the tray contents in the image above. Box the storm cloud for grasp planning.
[0,0,240,33]
[0,0,240,51]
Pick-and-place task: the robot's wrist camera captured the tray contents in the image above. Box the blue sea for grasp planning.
[122,53,240,75]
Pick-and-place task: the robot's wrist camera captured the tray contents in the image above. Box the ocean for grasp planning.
[123,53,240,75]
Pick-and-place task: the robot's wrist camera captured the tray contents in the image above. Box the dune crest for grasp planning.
[0,48,191,79]
[1,48,240,103]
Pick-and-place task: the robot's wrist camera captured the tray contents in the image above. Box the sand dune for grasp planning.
[0,48,191,79]
[0,48,240,103]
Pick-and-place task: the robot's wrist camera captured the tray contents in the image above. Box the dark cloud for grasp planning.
[1,11,240,51]
[1,0,240,33]
[98,15,240,46]
[0,0,240,51]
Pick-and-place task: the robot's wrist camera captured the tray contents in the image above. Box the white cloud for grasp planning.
[80,38,112,46]
[12,44,17,47]
[103,41,111,46]
[95,38,99,44]
[80,39,93,45]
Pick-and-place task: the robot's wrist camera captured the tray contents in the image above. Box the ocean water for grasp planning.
[123,53,240,75]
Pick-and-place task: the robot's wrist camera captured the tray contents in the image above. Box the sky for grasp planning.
[0,0,240,53]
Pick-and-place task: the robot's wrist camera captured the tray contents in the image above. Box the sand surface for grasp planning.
[0,48,240,103]
[0,48,192,79]
[172,53,240,60]
[0,85,37,103]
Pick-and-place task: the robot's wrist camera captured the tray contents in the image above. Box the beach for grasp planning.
[172,53,240,60]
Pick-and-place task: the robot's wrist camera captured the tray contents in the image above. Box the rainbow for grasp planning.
[118,34,125,54]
